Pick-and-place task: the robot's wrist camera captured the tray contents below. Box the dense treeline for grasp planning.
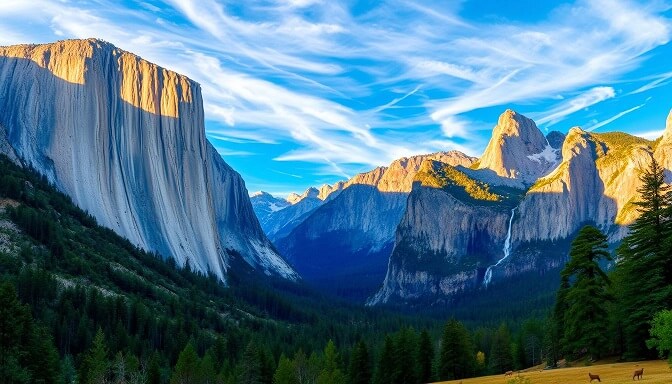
[547,156,672,365]
[0,155,546,383]
[2,152,670,383]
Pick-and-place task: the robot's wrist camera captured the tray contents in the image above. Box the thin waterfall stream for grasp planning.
[483,207,516,286]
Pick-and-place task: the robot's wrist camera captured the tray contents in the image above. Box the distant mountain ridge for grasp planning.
[0,38,297,282]
[256,151,476,300]
[254,108,672,307]
[369,110,672,306]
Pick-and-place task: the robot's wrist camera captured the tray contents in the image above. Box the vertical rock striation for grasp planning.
[0,39,297,282]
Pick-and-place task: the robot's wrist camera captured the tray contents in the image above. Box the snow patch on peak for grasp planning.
[250,191,268,198]
[527,144,560,164]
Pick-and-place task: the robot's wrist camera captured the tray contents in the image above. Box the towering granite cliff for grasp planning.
[0,39,297,281]
[476,109,558,186]
[654,109,672,175]
[370,110,671,306]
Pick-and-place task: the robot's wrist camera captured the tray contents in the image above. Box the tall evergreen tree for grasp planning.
[349,341,372,384]
[147,353,162,384]
[171,342,200,384]
[198,350,218,384]
[273,354,298,384]
[240,341,263,384]
[0,281,32,383]
[615,156,672,358]
[489,324,513,374]
[560,225,612,360]
[374,336,394,384]
[80,328,109,384]
[439,319,474,380]
[417,330,434,383]
[547,274,569,366]
[27,325,61,384]
[392,328,418,384]
[317,340,346,384]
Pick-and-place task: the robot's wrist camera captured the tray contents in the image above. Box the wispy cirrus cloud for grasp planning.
[586,104,646,132]
[536,87,616,126]
[0,0,669,191]
[629,71,672,95]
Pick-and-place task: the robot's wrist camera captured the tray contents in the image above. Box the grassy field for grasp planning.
[436,359,671,384]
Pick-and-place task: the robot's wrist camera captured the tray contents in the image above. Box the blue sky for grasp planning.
[1,0,671,196]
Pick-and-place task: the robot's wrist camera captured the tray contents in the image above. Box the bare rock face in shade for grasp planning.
[0,39,297,282]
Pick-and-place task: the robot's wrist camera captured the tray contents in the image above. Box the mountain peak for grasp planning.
[496,109,534,136]
[477,110,553,185]
[250,191,272,198]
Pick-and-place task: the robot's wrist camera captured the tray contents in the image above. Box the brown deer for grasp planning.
[504,370,513,377]
[633,368,644,380]
[588,373,601,382]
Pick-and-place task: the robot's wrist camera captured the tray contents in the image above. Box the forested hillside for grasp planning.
[2,154,671,383]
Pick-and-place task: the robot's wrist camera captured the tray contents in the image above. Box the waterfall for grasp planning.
[483,207,516,287]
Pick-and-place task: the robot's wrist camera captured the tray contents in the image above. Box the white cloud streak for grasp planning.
[586,104,645,131]
[629,71,672,94]
[0,0,669,181]
[537,87,616,126]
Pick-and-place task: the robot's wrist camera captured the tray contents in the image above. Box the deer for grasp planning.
[504,370,513,377]
[588,373,601,382]
[633,368,643,380]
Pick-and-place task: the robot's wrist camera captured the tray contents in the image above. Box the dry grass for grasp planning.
[435,360,671,384]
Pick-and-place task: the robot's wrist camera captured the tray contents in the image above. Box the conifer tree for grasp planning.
[489,324,513,374]
[171,342,200,384]
[349,341,372,384]
[317,340,346,384]
[147,353,162,384]
[27,324,61,384]
[240,341,263,384]
[80,328,109,384]
[560,225,612,360]
[199,350,218,384]
[615,156,672,358]
[439,319,474,380]
[374,336,395,384]
[273,354,298,384]
[392,328,418,384]
[548,274,569,365]
[0,281,32,383]
[417,330,435,383]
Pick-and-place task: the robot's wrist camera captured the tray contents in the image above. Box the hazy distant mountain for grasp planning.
[273,151,476,300]
[252,183,346,242]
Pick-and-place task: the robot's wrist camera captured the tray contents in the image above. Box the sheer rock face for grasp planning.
[655,109,672,179]
[477,110,558,186]
[274,151,476,300]
[370,111,670,306]
[0,39,297,282]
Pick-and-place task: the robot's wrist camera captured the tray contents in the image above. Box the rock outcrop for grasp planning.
[370,109,671,305]
[477,110,559,187]
[275,151,476,300]
[0,39,297,282]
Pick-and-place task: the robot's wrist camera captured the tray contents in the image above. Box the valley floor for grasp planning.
[436,359,670,384]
